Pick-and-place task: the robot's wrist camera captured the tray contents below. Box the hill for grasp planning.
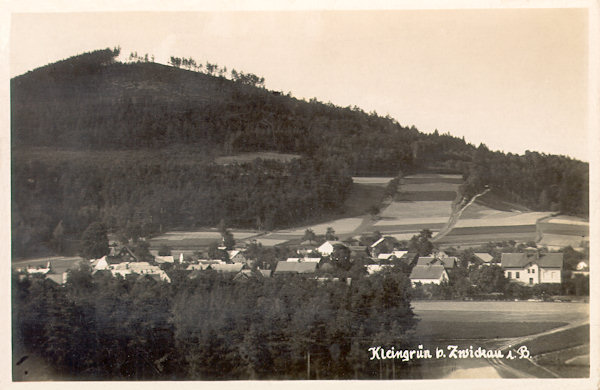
[11,49,588,258]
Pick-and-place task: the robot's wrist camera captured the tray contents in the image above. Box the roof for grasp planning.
[46,273,68,284]
[259,269,272,277]
[393,250,408,258]
[274,261,317,274]
[474,253,493,263]
[501,253,563,269]
[366,264,391,275]
[155,256,174,263]
[208,263,245,273]
[416,257,436,266]
[416,256,456,269]
[227,250,244,258]
[370,237,385,248]
[409,265,447,280]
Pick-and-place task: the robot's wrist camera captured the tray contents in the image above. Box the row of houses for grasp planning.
[408,250,567,286]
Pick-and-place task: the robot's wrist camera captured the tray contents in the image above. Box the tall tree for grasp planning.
[80,222,109,259]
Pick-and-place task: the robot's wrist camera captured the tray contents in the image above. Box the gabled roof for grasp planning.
[409,265,447,280]
[274,261,317,274]
[416,256,456,269]
[538,253,563,268]
[474,253,493,263]
[416,257,436,266]
[370,237,385,248]
[501,253,563,269]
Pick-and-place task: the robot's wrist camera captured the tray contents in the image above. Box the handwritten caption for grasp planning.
[368,345,530,362]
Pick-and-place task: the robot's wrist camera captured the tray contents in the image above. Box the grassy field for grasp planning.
[214,152,301,164]
[415,321,567,340]
[413,301,588,361]
[148,230,260,249]
[380,201,453,220]
[351,177,394,186]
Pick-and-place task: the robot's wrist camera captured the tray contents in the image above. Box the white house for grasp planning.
[409,265,449,286]
[501,252,563,285]
[317,241,345,256]
[366,264,392,275]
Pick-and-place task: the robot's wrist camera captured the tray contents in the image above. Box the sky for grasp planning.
[7,6,593,161]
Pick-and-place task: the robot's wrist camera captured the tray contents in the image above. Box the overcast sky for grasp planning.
[8,7,591,161]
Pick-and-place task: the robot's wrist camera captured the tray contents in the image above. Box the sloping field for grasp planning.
[454,212,551,228]
[214,152,300,164]
[538,234,587,249]
[351,177,394,186]
[380,201,453,220]
[149,230,260,248]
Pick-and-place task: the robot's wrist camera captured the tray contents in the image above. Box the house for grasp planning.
[258,269,272,278]
[409,265,449,286]
[155,255,175,264]
[207,263,246,273]
[274,261,318,275]
[46,272,69,285]
[572,260,589,277]
[369,237,386,256]
[416,256,456,269]
[227,250,247,264]
[93,256,109,271]
[366,264,392,275]
[286,257,321,263]
[317,241,346,256]
[114,246,139,262]
[501,252,563,285]
[474,253,494,266]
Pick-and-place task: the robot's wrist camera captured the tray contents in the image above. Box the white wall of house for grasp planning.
[540,268,561,284]
[411,272,448,286]
[505,263,561,284]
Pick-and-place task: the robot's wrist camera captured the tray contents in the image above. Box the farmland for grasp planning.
[412,301,589,378]
[214,152,301,164]
[146,171,587,251]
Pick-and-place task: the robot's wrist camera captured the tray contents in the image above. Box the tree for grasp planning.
[158,244,172,256]
[409,229,434,257]
[51,220,65,253]
[469,265,507,293]
[302,229,317,243]
[325,227,338,241]
[80,222,109,259]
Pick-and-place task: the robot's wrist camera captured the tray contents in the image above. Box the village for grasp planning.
[15,225,589,302]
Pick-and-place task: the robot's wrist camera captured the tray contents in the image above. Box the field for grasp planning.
[412,301,589,379]
[214,152,301,164]
[148,230,261,250]
[351,177,394,186]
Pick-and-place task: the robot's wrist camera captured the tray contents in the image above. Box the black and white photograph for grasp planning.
[4,0,597,386]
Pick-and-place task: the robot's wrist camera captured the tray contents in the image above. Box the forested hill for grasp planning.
[10,49,588,257]
[11,48,469,176]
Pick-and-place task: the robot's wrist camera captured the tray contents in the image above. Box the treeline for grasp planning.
[13,266,417,380]
[461,145,588,216]
[12,157,352,258]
